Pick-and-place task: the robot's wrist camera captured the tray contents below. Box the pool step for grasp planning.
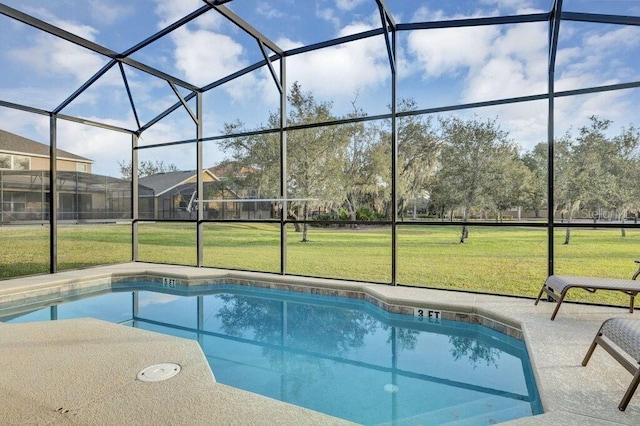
[441,403,534,425]
[388,395,532,425]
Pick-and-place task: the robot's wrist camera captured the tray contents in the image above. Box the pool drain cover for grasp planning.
[384,384,399,393]
[137,363,181,382]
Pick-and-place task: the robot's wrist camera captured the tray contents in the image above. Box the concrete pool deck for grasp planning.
[1,262,640,425]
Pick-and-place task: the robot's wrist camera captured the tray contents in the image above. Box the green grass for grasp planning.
[2,223,640,307]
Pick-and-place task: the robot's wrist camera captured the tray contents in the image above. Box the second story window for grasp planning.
[0,154,30,170]
[14,155,30,170]
[0,154,9,169]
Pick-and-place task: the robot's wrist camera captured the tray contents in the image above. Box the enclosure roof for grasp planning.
[0,0,639,145]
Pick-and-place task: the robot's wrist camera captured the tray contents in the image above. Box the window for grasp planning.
[76,163,88,172]
[0,154,10,169]
[3,193,26,212]
[14,156,30,170]
[0,154,30,170]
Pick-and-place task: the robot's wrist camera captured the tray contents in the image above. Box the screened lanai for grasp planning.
[1,0,640,305]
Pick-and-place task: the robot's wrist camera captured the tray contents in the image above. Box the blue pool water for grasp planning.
[2,283,542,424]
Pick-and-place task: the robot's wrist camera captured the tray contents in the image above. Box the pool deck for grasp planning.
[1,262,640,425]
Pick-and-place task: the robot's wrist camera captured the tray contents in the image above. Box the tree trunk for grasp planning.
[460,207,470,243]
[460,225,468,243]
[301,202,309,242]
[288,209,303,232]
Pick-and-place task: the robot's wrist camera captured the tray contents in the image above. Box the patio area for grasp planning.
[1,263,640,425]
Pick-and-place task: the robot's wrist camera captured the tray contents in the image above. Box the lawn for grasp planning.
[2,222,640,306]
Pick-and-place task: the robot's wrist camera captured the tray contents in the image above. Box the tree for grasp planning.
[521,143,549,218]
[553,117,640,243]
[286,83,347,241]
[436,116,512,242]
[396,99,441,220]
[482,144,532,221]
[218,119,281,205]
[118,159,178,180]
[606,124,640,235]
[340,96,387,224]
[219,82,347,242]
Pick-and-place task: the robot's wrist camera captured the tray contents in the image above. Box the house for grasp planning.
[0,129,93,173]
[139,163,276,220]
[0,129,132,223]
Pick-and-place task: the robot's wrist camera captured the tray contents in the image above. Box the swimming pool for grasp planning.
[1,282,542,424]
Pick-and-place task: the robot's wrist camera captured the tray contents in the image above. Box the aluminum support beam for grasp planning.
[398,13,550,31]
[547,0,563,277]
[132,134,139,262]
[56,114,135,134]
[0,100,49,116]
[196,92,204,267]
[204,1,283,55]
[119,63,142,130]
[390,30,398,286]
[54,61,118,114]
[0,4,198,92]
[169,82,198,125]
[376,0,397,28]
[258,40,283,94]
[562,11,640,26]
[49,114,58,273]
[376,0,396,73]
[279,57,287,275]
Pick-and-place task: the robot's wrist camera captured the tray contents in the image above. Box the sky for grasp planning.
[0,0,639,176]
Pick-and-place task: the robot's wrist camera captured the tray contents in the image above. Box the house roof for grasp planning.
[138,170,197,196]
[0,129,92,163]
[138,169,220,196]
[207,161,250,179]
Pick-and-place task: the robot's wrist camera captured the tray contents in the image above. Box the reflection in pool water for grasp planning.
[3,283,542,425]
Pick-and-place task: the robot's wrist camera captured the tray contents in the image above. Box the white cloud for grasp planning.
[171,27,247,87]
[138,293,182,308]
[480,0,544,13]
[317,7,341,29]
[256,1,284,19]
[8,39,112,90]
[336,0,368,12]
[153,0,219,29]
[584,25,640,52]
[407,26,499,78]
[0,108,51,143]
[88,0,135,26]
[463,23,548,101]
[7,12,109,87]
[276,31,389,104]
[555,25,640,91]
[57,119,132,168]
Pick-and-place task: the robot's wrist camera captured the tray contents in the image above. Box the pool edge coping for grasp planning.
[0,267,525,341]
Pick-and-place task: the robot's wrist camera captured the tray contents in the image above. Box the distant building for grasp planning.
[0,129,93,173]
[1,129,274,223]
[139,164,276,220]
[0,129,132,223]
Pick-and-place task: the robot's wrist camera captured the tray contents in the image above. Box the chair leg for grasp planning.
[550,291,567,321]
[619,368,640,411]
[582,333,602,366]
[534,285,546,305]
